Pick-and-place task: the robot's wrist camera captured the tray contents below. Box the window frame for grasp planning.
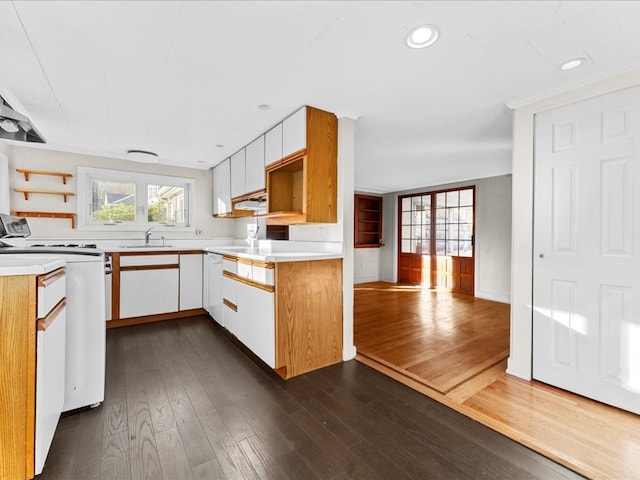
[77,166,196,232]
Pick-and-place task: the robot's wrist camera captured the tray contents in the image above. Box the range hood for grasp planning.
[0,95,45,143]
[234,199,267,211]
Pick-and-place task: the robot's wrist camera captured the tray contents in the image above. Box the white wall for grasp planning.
[354,247,381,283]
[6,144,234,239]
[379,175,512,302]
[508,69,640,380]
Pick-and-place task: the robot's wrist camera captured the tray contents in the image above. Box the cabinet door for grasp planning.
[265,123,283,168]
[221,274,238,335]
[237,282,275,368]
[212,159,231,215]
[230,148,246,199]
[245,135,265,194]
[282,107,306,158]
[120,269,179,317]
[179,253,203,310]
[204,253,223,323]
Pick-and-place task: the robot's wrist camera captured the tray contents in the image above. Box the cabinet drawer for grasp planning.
[237,262,252,279]
[222,258,237,274]
[252,265,274,286]
[120,254,179,267]
[37,268,66,319]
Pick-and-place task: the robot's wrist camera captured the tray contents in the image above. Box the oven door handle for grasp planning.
[37,298,67,332]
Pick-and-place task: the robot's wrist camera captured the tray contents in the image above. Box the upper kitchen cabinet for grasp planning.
[244,135,265,195]
[264,123,283,168]
[212,158,232,216]
[230,148,246,200]
[264,106,338,225]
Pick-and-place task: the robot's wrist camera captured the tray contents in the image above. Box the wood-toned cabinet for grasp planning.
[0,268,66,480]
[221,256,342,379]
[265,106,338,225]
[355,194,383,248]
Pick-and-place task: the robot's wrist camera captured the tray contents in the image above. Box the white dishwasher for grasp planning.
[205,252,223,325]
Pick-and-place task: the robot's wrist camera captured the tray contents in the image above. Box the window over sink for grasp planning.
[77,167,195,231]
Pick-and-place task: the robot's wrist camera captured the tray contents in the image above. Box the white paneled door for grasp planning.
[533,85,640,415]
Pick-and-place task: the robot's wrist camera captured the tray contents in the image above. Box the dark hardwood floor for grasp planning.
[36,316,583,480]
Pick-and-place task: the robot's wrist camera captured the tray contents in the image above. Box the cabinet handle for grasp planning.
[37,267,65,287]
[37,298,66,331]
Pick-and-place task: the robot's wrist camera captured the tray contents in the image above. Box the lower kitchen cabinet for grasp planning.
[108,251,206,328]
[0,267,67,480]
[221,256,342,379]
[237,279,275,368]
[120,267,179,318]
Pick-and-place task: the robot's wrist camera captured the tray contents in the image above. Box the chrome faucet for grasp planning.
[144,227,153,246]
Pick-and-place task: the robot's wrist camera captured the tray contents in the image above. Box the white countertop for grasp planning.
[0,256,66,276]
[202,245,343,262]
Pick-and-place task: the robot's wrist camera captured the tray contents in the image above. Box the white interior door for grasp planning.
[533,85,640,415]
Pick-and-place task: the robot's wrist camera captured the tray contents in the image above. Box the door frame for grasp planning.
[397,186,476,294]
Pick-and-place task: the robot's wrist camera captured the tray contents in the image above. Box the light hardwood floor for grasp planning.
[354,282,640,480]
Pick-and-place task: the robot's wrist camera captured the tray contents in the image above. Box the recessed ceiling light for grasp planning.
[406,24,440,49]
[257,104,271,111]
[560,58,585,71]
[215,144,225,148]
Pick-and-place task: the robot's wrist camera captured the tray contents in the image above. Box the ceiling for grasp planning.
[1,1,640,194]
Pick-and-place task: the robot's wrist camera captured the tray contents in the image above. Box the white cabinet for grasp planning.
[237,282,275,368]
[212,158,231,216]
[222,258,238,335]
[230,148,246,199]
[119,254,179,318]
[265,123,283,168]
[204,253,223,324]
[282,107,306,159]
[179,253,203,311]
[120,269,179,317]
[245,135,265,194]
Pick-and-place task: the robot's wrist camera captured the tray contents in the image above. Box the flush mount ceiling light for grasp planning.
[560,58,585,71]
[0,118,19,133]
[257,104,271,111]
[126,149,159,163]
[406,24,440,49]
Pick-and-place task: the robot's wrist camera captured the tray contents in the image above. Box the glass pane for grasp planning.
[411,196,425,211]
[447,207,459,222]
[412,225,422,238]
[402,211,412,225]
[421,210,431,225]
[435,208,446,224]
[446,240,459,256]
[412,211,422,224]
[459,240,473,257]
[421,242,430,255]
[435,240,446,255]
[401,239,411,253]
[436,192,446,208]
[459,206,473,222]
[90,179,135,222]
[402,197,412,211]
[422,195,431,210]
[448,224,459,239]
[435,226,446,240]
[402,226,412,238]
[460,188,473,206]
[411,239,421,253]
[446,190,459,207]
[148,185,185,223]
[459,224,473,240]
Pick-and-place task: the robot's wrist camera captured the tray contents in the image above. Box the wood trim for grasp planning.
[37,298,66,331]
[120,264,179,271]
[37,267,65,287]
[106,308,206,329]
[235,257,274,269]
[116,250,196,256]
[177,250,204,255]
[265,150,308,172]
[11,211,76,228]
[222,255,238,263]
[223,270,275,293]
[222,298,237,312]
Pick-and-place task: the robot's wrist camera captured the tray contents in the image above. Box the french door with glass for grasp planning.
[398,187,474,294]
